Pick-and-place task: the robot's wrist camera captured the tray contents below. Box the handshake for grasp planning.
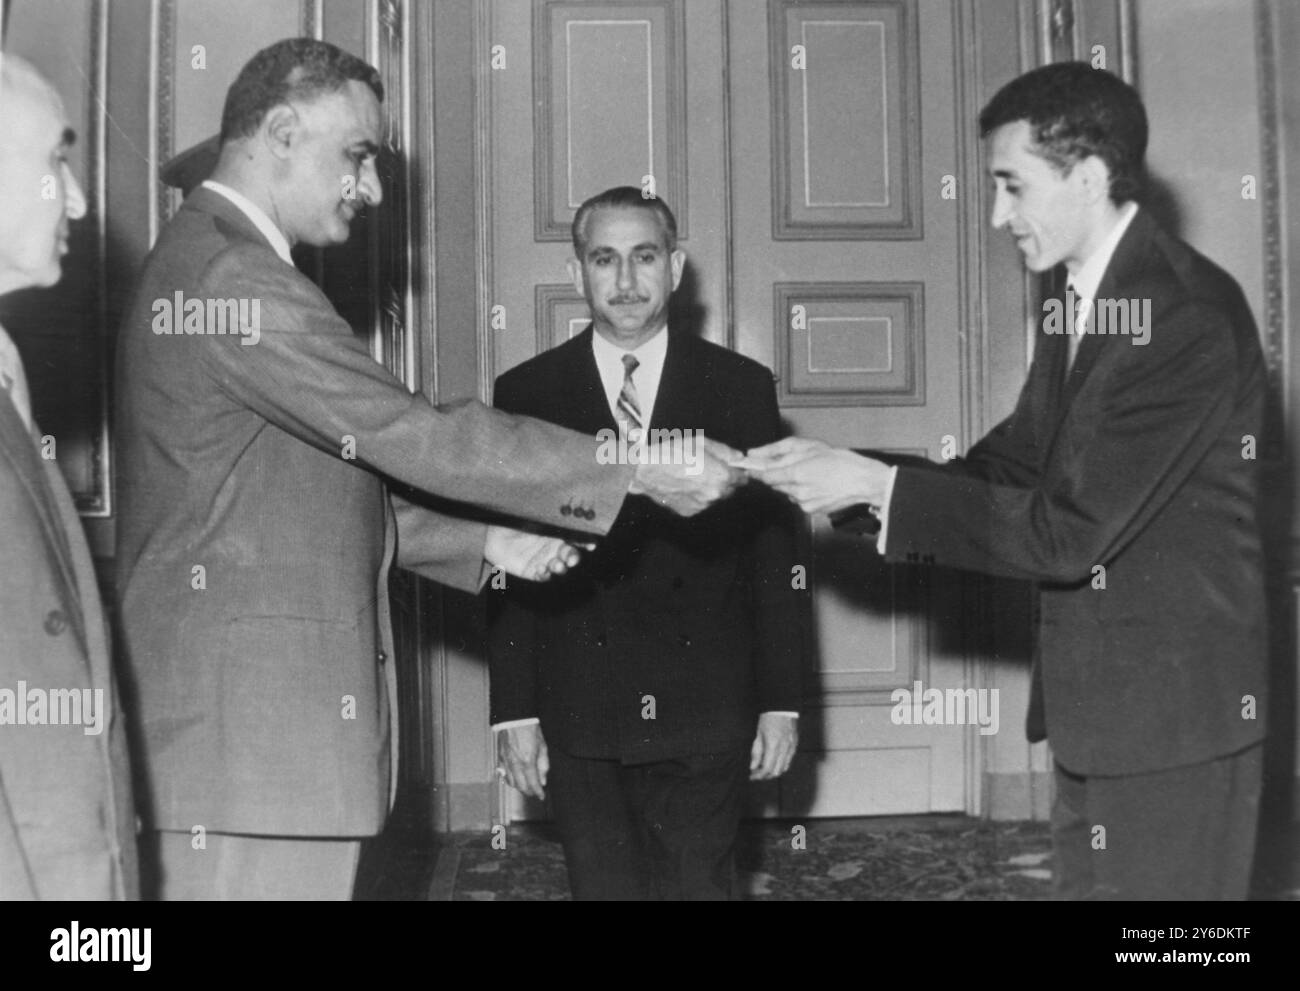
[628,434,893,516]
[487,435,892,582]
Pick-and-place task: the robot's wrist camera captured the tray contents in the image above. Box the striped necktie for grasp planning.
[616,353,644,445]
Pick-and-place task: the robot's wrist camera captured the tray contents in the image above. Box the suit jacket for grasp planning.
[0,393,138,899]
[488,327,805,762]
[885,209,1267,776]
[114,188,634,836]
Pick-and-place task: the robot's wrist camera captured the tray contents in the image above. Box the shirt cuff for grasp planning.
[761,711,799,719]
[875,465,899,555]
[491,717,540,732]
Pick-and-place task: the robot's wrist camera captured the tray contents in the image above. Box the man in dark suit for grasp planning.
[745,63,1267,900]
[489,187,805,900]
[0,54,137,899]
[115,40,740,900]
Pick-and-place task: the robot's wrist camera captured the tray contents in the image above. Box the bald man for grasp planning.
[0,54,138,900]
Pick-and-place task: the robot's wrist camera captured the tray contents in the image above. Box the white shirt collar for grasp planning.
[201,180,294,265]
[590,324,669,427]
[1068,200,1140,300]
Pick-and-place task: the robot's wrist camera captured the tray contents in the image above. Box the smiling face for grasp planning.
[274,80,382,247]
[987,119,1101,275]
[569,205,685,349]
[0,65,87,295]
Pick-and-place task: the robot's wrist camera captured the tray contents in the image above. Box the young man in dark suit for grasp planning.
[115,40,742,900]
[489,187,806,900]
[0,54,138,899]
[745,63,1267,900]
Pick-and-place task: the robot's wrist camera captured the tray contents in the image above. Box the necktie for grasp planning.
[1066,281,1088,372]
[616,353,644,446]
[0,328,33,432]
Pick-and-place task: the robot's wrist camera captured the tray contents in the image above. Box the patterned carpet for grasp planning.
[439,816,1056,901]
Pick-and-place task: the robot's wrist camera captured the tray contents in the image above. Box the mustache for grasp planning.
[607,294,649,305]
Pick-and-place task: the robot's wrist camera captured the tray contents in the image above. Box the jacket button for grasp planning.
[678,634,691,647]
[377,650,388,664]
[596,634,607,647]
[44,610,68,636]
[560,505,572,516]
[583,508,595,520]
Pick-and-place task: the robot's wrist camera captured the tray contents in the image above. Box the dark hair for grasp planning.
[978,61,1147,204]
[571,186,678,256]
[220,38,383,144]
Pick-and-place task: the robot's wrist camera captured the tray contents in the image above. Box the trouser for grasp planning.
[1050,743,1263,900]
[147,829,363,900]
[547,744,751,901]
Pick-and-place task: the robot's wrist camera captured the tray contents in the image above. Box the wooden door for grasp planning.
[728,0,979,816]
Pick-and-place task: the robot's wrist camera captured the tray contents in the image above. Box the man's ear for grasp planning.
[262,104,300,161]
[567,257,585,296]
[1077,154,1112,205]
[670,249,686,292]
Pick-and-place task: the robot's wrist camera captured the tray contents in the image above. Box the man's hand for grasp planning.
[740,438,891,516]
[496,723,548,800]
[484,525,589,582]
[628,436,745,516]
[750,712,799,781]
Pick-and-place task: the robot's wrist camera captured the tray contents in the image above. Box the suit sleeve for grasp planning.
[738,367,806,714]
[957,393,1046,486]
[484,372,543,725]
[193,245,634,539]
[392,496,490,593]
[885,299,1240,582]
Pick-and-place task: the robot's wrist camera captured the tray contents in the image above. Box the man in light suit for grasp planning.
[0,54,138,899]
[115,39,740,900]
[489,187,805,900]
[746,63,1267,900]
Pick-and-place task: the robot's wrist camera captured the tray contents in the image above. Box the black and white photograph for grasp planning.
[0,0,1296,968]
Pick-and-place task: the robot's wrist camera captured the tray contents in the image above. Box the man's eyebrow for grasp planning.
[633,241,663,252]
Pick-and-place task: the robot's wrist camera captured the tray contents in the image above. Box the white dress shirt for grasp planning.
[591,323,669,429]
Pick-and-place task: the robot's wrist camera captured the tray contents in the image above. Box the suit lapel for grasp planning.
[0,402,89,651]
[1025,285,1072,462]
[1060,209,1156,410]
[645,331,696,431]
[566,326,620,434]
[40,442,106,675]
